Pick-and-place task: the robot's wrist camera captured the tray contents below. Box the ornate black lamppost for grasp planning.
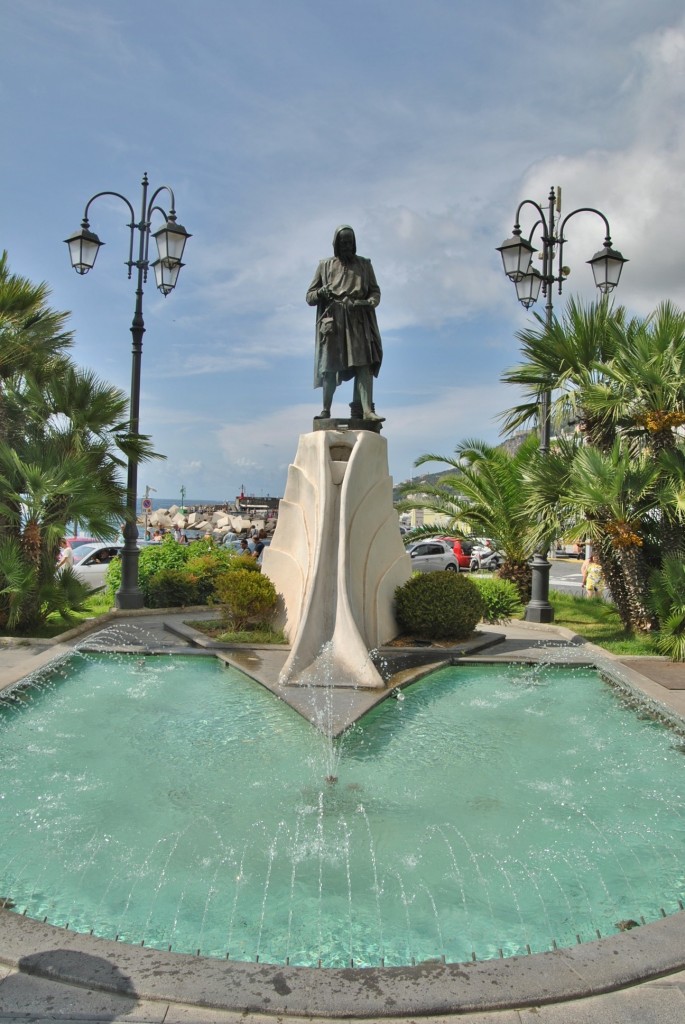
[65,173,190,609]
[497,186,627,622]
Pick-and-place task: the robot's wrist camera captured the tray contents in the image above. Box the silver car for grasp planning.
[405,539,459,573]
[71,541,151,590]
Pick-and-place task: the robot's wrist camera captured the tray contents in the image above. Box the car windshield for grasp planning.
[71,543,101,564]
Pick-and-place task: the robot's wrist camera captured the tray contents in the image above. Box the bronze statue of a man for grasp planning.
[306,225,384,423]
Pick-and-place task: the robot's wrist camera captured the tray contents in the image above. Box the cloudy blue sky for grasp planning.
[2,0,684,503]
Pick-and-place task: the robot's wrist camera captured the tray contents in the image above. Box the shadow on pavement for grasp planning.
[0,949,139,1019]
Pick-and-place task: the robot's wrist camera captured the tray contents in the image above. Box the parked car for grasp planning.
[71,541,151,590]
[436,536,475,570]
[64,536,96,549]
[405,539,459,572]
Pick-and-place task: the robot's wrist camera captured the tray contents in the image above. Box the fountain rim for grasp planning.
[1,906,684,1016]
[2,611,685,1015]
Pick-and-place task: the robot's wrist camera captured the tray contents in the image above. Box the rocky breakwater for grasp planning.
[138,504,275,541]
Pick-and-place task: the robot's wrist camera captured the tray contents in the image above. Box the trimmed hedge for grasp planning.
[470,575,523,623]
[214,569,278,630]
[394,571,484,640]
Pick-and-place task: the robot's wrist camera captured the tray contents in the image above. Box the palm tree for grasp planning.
[502,294,685,631]
[583,301,685,557]
[0,251,73,444]
[585,301,685,456]
[501,296,628,451]
[0,442,99,628]
[525,438,660,632]
[0,254,163,631]
[32,363,161,553]
[648,555,685,660]
[398,434,541,600]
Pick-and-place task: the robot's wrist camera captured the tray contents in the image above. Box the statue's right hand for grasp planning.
[318,286,332,301]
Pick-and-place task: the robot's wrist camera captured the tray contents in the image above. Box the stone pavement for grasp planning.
[0,611,684,1023]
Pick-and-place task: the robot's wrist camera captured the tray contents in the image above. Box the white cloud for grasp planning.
[518,17,685,314]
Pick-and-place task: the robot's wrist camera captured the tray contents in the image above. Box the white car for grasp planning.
[405,539,459,573]
[71,541,150,590]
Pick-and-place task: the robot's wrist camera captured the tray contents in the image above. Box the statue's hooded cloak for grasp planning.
[307,226,383,388]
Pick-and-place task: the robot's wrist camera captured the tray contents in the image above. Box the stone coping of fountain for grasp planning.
[2,611,685,1015]
[1,907,685,1017]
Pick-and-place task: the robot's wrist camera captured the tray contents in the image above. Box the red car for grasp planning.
[437,537,475,571]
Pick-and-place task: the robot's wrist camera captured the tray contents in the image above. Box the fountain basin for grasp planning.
[0,649,683,976]
[0,614,684,1017]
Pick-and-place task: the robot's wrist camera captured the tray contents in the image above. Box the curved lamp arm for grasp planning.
[557,207,627,295]
[64,191,136,276]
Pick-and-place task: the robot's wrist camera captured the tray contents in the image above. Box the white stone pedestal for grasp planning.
[261,429,411,688]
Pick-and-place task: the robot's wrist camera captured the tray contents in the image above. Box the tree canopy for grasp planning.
[0,252,161,631]
[403,296,685,647]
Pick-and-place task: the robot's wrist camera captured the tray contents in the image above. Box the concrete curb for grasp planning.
[1,909,684,1017]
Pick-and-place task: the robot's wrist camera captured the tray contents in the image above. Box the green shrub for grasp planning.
[214,569,278,630]
[106,536,191,602]
[146,568,200,608]
[470,575,523,623]
[230,553,262,573]
[394,571,484,640]
[105,538,265,607]
[185,549,238,602]
[648,556,685,661]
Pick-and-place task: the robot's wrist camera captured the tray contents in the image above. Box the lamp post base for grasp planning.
[115,535,144,610]
[115,590,145,611]
[524,552,554,623]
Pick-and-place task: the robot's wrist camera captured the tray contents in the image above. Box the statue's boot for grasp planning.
[357,366,385,423]
[315,373,336,418]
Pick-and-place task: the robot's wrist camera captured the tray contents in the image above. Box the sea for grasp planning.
[137,496,231,514]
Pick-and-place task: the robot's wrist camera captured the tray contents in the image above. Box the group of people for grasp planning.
[148,527,190,544]
[139,524,272,552]
[234,528,269,562]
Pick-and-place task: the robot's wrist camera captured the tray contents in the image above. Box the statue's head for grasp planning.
[333,225,356,262]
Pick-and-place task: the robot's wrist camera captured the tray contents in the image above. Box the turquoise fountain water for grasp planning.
[0,650,683,967]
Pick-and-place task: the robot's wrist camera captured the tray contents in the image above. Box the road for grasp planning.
[549,556,584,597]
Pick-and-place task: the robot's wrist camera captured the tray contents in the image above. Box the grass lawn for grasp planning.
[549,590,659,656]
[189,620,287,644]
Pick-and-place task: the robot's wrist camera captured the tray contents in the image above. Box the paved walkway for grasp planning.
[0,611,684,1023]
